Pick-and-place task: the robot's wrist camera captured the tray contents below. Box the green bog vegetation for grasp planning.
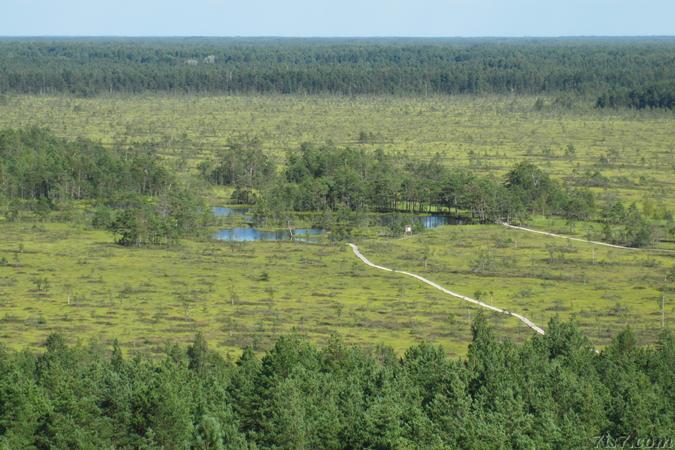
[0,37,673,448]
[0,92,672,355]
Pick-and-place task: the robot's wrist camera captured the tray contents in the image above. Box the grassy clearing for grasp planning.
[355,224,674,349]
[0,220,671,356]
[0,221,502,357]
[0,94,672,211]
[0,94,672,354]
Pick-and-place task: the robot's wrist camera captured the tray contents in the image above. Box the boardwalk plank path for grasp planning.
[501,222,675,253]
[348,243,546,335]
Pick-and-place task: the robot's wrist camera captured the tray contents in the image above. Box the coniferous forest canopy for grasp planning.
[0,318,672,449]
[0,37,673,108]
[0,36,674,449]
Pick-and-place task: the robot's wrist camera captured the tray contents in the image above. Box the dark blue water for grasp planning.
[374,214,464,228]
[213,227,323,242]
[418,215,452,228]
[212,207,461,242]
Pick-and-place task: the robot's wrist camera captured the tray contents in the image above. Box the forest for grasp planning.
[0,38,674,106]
[595,81,675,110]
[0,317,672,449]
[0,128,658,247]
[0,128,206,246]
[0,36,673,449]
[201,141,656,247]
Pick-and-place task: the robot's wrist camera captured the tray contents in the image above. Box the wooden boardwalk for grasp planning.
[348,243,545,335]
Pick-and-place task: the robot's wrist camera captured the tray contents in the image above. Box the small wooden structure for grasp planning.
[404,224,413,236]
[288,220,295,240]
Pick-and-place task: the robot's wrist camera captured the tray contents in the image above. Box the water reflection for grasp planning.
[213,227,323,242]
[373,214,464,229]
[212,207,463,242]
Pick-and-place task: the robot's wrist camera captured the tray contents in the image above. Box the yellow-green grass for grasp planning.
[0,221,501,358]
[355,224,674,350]
[0,95,673,211]
[1,220,672,357]
[524,216,675,252]
[0,94,673,355]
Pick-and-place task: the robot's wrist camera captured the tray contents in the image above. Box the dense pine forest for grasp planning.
[0,317,672,449]
[0,37,674,107]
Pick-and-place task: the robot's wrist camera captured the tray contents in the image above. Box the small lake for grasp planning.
[212,207,464,242]
[213,227,322,242]
[375,214,464,229]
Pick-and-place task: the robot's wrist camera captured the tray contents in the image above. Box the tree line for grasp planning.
[0,317,671,449]
[596,81,675,110]
[0,129,659,247]
[201,141,658,247]
[1,38,674,98]
[0,128,206,246]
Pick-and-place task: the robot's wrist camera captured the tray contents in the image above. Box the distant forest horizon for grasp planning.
[0,37,673,108]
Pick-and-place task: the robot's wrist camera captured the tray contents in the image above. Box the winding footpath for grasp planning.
[348,243,545,335]
[348,221,672,339]
[501,222,675,253]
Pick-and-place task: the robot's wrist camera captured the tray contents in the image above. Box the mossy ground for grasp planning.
[0,94,672,355]
[0,94,672,210]
[0,220,671,357]
[356,224,673,349]
[0,221,484,357]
